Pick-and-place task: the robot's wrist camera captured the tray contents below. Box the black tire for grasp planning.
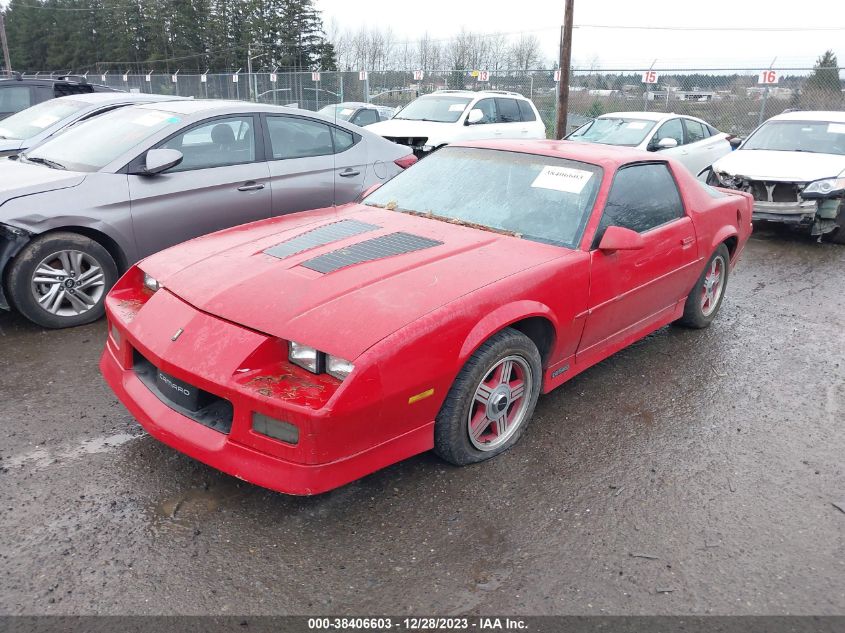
[7,232,118,329]
[828,201,845,245]
[434,328,542,466]
[676,244,730,329]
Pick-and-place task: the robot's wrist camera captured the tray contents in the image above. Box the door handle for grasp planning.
[339,169,360,178]
[238,181,265,192]
[681,236,694,247]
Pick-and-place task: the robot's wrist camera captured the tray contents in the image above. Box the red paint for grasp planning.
[100,140,752,495]
[394,154,419,170]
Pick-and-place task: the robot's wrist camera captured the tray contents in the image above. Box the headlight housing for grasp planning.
[288,341,321,373]
[288,341,354,380]
[326,355,355,380]
[801,177,845,199]
[142,272,161,293]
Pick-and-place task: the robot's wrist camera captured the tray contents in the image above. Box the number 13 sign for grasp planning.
[758,70,779,85]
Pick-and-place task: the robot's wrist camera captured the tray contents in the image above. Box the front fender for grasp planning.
[0,223,32,310]
[458,300,558,362]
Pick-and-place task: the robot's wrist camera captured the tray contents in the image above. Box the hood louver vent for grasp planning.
[301,232,443,274]
[264,219,380,259]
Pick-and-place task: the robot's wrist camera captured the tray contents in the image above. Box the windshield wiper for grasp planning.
[23,155,66,170]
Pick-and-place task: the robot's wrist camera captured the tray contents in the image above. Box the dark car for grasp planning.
[0,73,119,120]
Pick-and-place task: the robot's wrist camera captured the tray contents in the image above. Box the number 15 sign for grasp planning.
[758,70,779,85]
[641,70,659,84]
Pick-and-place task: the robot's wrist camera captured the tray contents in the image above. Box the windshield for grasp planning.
[742,120,845,155]
[26,107,183,172]
[393,96,472,123]
[0,99,87,140]
[318,104,356,122]
[363,146,602,248]
[568,117,656,147]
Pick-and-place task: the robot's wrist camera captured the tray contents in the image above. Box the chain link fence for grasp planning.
[21,67,845,137]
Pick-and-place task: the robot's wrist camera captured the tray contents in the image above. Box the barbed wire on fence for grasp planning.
[16,67,845,136]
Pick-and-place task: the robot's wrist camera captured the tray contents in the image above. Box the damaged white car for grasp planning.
[707,111,845,243]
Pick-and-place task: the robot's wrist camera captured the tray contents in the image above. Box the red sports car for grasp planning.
[100,140,752,495]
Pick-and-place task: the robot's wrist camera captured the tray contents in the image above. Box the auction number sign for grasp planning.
[642,70,659,84]
[477,70,490,82]
[413,70,424,81]
[758,70,779,85]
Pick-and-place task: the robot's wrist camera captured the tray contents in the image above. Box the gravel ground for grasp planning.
[1,225,843,616]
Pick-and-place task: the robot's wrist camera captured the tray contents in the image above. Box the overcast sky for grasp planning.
[317,0,845,70]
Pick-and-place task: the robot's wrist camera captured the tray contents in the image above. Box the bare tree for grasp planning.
[509,33,542,71]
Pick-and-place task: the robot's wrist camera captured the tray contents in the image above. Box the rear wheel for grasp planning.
[7,232,118,329]
[676,244,730,329]
[434,328,542,465]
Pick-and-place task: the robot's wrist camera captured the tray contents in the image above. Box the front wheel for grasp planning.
[6,232,118,329]
[676,244,730,329]
[434,328,542,465]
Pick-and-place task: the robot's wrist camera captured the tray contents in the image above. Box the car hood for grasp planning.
[712,149,845,182]
[144,205,571,360]
[0,160,86,208]
[366,118,456,139]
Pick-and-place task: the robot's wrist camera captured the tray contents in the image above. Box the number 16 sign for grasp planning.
[758,70,779,85]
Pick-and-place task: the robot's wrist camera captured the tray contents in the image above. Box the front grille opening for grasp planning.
[132,350,233,434]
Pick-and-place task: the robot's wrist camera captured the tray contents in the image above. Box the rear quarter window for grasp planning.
[517,100,536,122]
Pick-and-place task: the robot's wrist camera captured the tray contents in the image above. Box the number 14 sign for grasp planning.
[758,70,779,85]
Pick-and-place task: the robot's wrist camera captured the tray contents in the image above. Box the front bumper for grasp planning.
[100,287,434,496]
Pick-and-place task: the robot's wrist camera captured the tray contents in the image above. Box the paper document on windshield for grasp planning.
[627,121,648,129]
[531,165,593,194]
[449,103,467,112]
[828,123,845,134]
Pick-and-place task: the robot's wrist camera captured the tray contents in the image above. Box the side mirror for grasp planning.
[358,182,382,201]
[466,109,484,125]
[656,137,678,150]
[141,148,183,175]
[598,226,645,252]
[729,137,742,149]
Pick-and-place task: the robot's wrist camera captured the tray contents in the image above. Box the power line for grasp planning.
[575,23,845,32]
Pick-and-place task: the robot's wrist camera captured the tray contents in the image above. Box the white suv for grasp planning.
[366,90,546,157]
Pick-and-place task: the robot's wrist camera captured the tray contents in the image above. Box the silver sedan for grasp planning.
[0,92,184,157]
[0,100,416,328]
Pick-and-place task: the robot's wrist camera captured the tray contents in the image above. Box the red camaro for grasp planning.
[100,140,752,495]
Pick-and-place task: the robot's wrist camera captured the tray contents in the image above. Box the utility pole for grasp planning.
[0,10,12,78]
[554,0,574,139]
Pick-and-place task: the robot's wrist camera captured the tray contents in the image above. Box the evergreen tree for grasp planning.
[806,50,840,93]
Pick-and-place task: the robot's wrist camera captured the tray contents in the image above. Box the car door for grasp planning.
[331,125,368,204]
[128,114,271,257]
[682,118,729,175]
[517,99,544,139]
[649,117,689,164]
[577,162,700,358]
[263,113,336,216]
[462,97,499,141]
[494,98,524,139]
